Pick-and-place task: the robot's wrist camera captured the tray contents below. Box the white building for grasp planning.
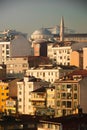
[0,35,32,64]
[17,76,49,115]
[47,44,72,66]
[0,42,10,64]
[26,64,73,83]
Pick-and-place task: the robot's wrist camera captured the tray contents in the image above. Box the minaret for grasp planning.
[60,16,64,42]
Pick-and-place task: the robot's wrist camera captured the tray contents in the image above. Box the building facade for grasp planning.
[54,70,87,117]
[0,42,10,64]
[70,50,83,69]
[51,45,72,65]
[6,57,30,77]
[17,76,49,115]
[26,65,65,83]
[0,82,9,112]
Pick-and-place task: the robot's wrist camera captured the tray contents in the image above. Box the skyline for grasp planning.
[0,0,87,37]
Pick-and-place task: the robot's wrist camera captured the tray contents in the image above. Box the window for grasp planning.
[57,85,60,90]
[18,105,22,108]
[57,101,60,107]
[74,93,77,99]
[43,72,45,77]
[61,93,66,99]
[1,93,4,95]
[61,85,66,91]
[6,93,9,96]
[67,101,71,108]
[60,56,62,59]
[73,84,77,91]
[6,50,9,54]
[19,98,22,102]
[6,45,9,49]
[48,72,50,75]
[62,101,66,108]
[67,84,72,89]
[67,93,72,99]
[74,101,78,108]
[22,64,27,67]
[57,93,60,98]
[19,91,22,95]
[62,109,66,116]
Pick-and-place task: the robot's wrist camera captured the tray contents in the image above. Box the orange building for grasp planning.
[0,82,9,112]
[70,50,83,69]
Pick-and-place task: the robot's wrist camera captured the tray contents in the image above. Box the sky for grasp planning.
[0,0,87,38]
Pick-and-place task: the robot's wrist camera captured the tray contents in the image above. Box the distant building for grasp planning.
[30,17,87,44]
[30,28,53,56]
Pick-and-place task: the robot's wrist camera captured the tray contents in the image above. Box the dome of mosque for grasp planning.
[31,28,53,40]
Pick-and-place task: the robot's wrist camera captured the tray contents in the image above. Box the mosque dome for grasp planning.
[31,28,53,40]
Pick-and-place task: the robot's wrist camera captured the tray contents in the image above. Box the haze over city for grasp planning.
[0,0,87,37]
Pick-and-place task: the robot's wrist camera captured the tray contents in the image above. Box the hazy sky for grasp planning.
[0,0,87,37]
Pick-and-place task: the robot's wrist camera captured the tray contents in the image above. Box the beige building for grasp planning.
[54,70,87,117]
[6,57,29,77]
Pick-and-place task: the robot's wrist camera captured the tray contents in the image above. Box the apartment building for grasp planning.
[26,65,61,83]
[6,57,29,77]
[17,76,50,115]
[0,35,32,64]
[26,64,75,83]
[0,42,10,64]
[0,81,9,112]
[47,42,72,66]
[54,69,87,117]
